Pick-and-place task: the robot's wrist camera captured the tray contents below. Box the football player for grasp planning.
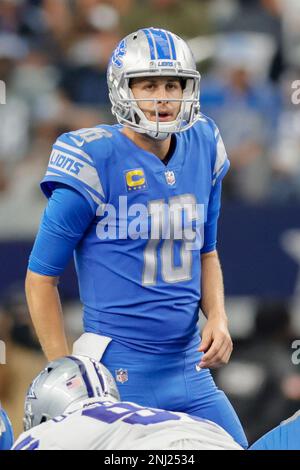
[25,28,247,448]
[12,356,242,450]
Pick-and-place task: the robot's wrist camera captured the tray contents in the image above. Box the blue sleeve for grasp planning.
[249,424,283,450]
[203,116,230,186]
[249,414,300,450]
[28,184,95,276]
[201,181,222,254]
[40,130,106,212]
[0,409,14,450]
[249,434,273,450]
[212,125,230,186]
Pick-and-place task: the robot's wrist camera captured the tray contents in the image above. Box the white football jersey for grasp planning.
[12,399,242,450]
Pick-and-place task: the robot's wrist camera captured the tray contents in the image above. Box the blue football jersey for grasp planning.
[0,408,14,450]
[250,411,300,450]
[40,117,229,353]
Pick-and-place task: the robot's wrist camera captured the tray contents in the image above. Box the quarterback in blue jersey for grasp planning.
[26,28,247,448]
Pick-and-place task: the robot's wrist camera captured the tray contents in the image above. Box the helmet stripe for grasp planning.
[151,29,172,60]
[92,363,106,395]
[142,28,156,60]
[166,32,176,60]
[143,28,173,60]
[66,356,94,398]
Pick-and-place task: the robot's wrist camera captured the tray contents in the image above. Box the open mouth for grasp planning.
[146,110,174,122]
[157,112,173,122]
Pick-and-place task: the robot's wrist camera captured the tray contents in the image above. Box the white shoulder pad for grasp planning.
[72,333,112,362]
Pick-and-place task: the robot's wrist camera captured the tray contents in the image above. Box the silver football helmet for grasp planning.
[107,27,201,140]
[23,355,120,431]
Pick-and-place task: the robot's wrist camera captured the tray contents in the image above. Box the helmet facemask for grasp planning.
[108,69,200,140]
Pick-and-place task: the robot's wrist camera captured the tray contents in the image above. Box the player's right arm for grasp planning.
[25,271,68,361]
[25,185,96,361]
[26,130,106,361]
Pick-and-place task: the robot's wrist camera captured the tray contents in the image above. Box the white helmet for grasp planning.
[107,27,201,140]
[23,355,120,431]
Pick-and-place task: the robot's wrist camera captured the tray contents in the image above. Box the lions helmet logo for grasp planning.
[111,39,127,68]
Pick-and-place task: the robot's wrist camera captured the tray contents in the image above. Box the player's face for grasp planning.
[130,77,183,122]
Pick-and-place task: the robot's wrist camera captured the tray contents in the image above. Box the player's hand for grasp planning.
[198,316,233,369]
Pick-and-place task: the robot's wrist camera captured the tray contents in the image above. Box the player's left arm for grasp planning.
[198,250,233,369]
[197,120,232,369]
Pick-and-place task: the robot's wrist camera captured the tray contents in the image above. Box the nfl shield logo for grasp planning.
[115,369,128,384]
[165,170,176,186]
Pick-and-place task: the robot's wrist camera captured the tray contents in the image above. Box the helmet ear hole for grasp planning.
[40,415,48,424]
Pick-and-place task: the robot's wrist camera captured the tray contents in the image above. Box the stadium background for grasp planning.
[0,0,299,444]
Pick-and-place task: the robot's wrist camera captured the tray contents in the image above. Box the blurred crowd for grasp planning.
[0,0,300,445]
[0,0,299,237]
